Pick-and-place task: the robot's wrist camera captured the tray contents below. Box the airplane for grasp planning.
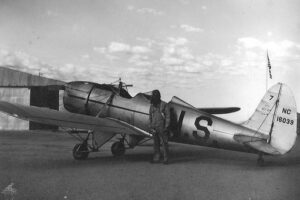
[0,79,297,166]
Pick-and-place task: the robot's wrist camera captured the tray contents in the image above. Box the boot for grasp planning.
[151,153,160,163]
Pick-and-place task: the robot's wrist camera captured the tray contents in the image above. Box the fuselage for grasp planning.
[63,81,260,154]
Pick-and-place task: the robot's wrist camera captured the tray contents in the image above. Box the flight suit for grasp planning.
[149,101,170,163]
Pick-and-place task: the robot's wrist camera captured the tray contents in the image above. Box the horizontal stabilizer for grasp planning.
[171,96,240,114]
[170,96,195,108]
[234,134,281,155]
[199,107,240,114]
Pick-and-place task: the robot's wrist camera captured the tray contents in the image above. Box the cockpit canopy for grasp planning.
[95,83,132,99]
[66,81,132,98]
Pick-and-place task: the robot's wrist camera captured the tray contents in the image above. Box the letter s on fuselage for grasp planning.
[168,102,257,152]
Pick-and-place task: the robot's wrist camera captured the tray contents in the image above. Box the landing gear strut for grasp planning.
[257,153,264,166]
[73,141,89,160]
[111,141,125,156]
[70,130,97,160]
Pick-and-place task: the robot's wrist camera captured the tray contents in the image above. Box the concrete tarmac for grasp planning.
[0,130,300,200]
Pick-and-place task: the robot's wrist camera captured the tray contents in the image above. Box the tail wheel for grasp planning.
[73,143,89,160]
[257,154,265,167]
[111,141,125,156]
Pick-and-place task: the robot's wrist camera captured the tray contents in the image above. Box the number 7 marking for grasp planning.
[269,95,274,100]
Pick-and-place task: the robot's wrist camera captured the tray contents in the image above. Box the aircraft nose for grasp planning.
[63,81,94,114]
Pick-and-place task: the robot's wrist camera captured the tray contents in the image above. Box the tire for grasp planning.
[111,142,125,156]
[73,143,89,160]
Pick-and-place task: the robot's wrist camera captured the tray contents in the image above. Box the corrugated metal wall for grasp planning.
[0,88,30,129]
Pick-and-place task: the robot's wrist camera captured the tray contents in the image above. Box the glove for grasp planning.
[149,128,156,134]
[163,129,170,137]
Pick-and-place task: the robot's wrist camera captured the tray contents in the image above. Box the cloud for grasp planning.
[108,42,131,53]
[94,42,150,55]
[2,35,298,97]
[0,50,52,73]
[91,39,196,89]
[45,10,60,17]
[137,8,164,15]
[0,49,102,82]
[93,47,106,54]
[167,37,188,46]
[221,58,233,66]
[216,37,300,78]
[136,37,156,47]
[233,37,300,80]
[128,54,152,67]
[59,63,75,75]
[93,42,153,71]
[0,49,81,81]
[127,5,164,16]
[155,35,300,84]
[127,5,135,11]
[156,37,213,77]
[237,37,300,56]
[267,31,273,37]
[237,37,262,49]
[161,37,192,63]
[160,57,184,66]
[180,24,203,33]
[171,25,204,33]
[179,0,190,5]
[131,46,150,54]
[81,54,90,59]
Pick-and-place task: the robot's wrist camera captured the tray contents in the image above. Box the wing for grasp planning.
[0,101,151,137]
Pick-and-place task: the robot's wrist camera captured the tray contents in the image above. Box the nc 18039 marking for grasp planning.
[277,116,294,125]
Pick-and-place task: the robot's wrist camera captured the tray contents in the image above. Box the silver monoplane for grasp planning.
[0,80,297,166]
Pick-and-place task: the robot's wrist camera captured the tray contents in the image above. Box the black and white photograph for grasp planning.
[0,0,300,199]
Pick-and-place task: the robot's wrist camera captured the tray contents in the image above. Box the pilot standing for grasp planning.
[149,90,170,164]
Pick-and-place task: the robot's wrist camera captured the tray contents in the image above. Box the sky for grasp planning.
[0,0,299,121]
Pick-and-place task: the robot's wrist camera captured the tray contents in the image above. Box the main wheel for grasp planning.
[111,141,125,156]
[73,143,89,160]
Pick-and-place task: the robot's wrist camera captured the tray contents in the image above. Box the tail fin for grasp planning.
[243,83,297,154]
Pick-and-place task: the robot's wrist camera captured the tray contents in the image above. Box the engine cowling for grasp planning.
[63,81,114,116]
[63,81,148,144]
[63,81,93,114]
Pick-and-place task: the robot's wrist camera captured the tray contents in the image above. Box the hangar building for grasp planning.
[0,66,64,130]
